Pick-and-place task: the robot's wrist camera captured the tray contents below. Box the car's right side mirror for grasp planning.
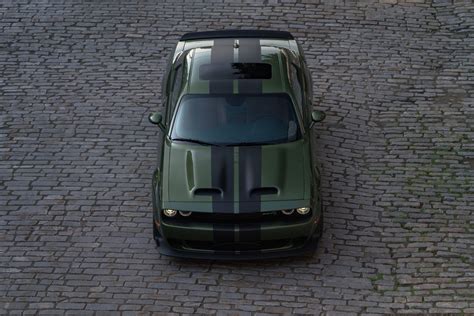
[311,110,326,124]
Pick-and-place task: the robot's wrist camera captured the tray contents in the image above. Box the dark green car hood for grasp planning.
[161,138,311,213]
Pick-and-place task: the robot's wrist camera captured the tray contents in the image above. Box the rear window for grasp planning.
[199,63,272,80]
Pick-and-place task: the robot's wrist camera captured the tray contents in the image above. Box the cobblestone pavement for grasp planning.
[1,0,473,314]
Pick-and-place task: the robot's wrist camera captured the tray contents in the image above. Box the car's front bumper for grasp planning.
[154,212,321,260]
[155,233,318,260]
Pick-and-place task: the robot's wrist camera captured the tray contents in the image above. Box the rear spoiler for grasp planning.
[180,30,294,41]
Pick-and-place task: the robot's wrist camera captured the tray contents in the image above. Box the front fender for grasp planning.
[152,168,161,218]
[311,165,322,218]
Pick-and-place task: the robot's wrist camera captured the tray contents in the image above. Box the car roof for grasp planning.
[173,32,301,96]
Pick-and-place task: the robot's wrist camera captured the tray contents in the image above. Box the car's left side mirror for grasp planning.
[311,110,326,124]
[148,112,165,131]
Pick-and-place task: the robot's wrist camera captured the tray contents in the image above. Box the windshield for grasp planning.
[170,93,301,146]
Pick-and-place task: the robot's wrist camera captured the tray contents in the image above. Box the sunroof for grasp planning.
[199,63,272,80]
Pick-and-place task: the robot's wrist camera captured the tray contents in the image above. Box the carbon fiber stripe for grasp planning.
[209,39,234,94]
[238,38,262,93]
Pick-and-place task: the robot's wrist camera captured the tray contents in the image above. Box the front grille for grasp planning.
[162,210,312,225]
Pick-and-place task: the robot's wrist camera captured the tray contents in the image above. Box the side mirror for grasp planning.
[148,112,165,131]
[311,110,326,123]
[148,112,162,125]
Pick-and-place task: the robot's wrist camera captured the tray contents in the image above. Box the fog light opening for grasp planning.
[163,209,177,217]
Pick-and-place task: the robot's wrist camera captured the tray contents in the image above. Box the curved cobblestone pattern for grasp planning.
[1,0,473,314]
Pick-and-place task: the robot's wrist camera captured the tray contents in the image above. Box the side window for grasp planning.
[290,63,303,107]
[165,65,183,124]
[171,65,183,105]
[297,42,306,62]
[303,64,313,125]
[304,66,312,101]
[162,43,181,97]
[161,56,173,97]
[290,61,313,127]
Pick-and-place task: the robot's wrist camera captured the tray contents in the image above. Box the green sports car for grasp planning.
[148,30,326,259]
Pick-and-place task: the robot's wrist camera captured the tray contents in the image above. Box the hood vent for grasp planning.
[250,187,279,197]
[193,188,223,197]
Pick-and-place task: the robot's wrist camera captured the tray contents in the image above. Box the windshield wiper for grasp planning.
[225,141,276,147]
[171,138,220,146]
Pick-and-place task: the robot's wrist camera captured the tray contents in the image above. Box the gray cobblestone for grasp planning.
[1,0,473,314]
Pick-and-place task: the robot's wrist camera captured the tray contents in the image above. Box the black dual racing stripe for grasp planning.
[239,148,261,257]
[237,39,263,243]
[237,37,262,214]
[238,38,262,93]
[239,146,262,214]
[211,38,265,247]
[211,146,235,244]
[211,147,234,212]
[213,223,234,249]
[238,223,260,257]
[209,38,234,94]
[239,223,260,244]
[210,39,235,245]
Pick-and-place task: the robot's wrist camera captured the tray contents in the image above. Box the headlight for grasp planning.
[179,211,192,217]
[163,209,177,217]
[281,209,294,215]
[296,207,310,215]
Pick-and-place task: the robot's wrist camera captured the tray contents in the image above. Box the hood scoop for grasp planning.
[193,187,278,198]
[193,188,222,197]
[250,187,279,197]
